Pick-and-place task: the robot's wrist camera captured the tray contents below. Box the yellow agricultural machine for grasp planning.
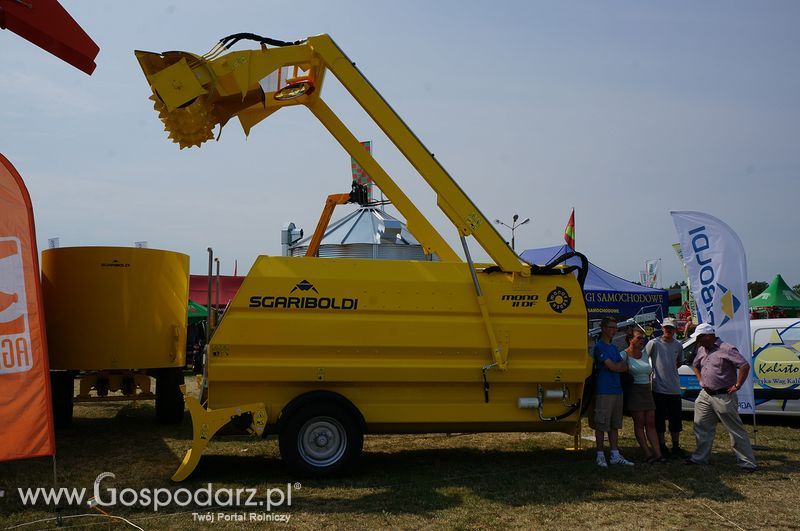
[135,33,592,480]
[42,247,189,426]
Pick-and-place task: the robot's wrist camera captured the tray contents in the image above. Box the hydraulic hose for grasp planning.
[536,401,582,422]
[551,402,582,422]
[529,251,589,290]
[218,33,305,49]
[482,251,588,292]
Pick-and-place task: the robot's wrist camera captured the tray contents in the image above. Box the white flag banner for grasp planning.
[645,259,660,288]
[671,211,754,414]
[672,243,698,324]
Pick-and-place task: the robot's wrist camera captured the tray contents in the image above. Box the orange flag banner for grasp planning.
[0,154,55,462]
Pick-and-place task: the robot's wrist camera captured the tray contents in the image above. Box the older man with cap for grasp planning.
[646,317,685,457]
[686,323,757,470]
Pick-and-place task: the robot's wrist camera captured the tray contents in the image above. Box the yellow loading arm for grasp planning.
[135,33,527,274]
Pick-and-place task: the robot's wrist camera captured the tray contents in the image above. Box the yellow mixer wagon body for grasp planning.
[134,33,593,480]
[42,246,189,425]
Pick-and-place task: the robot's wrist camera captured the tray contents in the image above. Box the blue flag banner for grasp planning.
[671,211,754,413]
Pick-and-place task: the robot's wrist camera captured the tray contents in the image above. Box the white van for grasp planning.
[679,318,800,416]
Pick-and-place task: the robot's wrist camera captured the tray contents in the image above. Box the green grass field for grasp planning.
[2,379,799,530]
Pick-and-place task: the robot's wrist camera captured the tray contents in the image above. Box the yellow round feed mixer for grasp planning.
[41,246,189,426]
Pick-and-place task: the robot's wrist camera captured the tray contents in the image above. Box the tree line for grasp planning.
[668,280,800,297]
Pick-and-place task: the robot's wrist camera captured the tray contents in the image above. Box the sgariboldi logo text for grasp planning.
[100,259,130,268]
[547,287,571,313]
[249,280,359,310]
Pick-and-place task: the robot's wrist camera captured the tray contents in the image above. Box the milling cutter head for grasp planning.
[151,94,215,149]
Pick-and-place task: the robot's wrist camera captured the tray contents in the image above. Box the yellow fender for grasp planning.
[171,385,267,482]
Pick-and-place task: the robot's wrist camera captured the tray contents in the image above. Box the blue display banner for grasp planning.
[584,289,669,321]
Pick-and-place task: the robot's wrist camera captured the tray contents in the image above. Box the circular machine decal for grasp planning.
[753,346,800,390]
[547,286,571,313]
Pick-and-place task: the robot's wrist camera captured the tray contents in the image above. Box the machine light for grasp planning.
[274,81,315,101]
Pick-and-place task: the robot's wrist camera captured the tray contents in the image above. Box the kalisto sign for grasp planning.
[753,322,800,392]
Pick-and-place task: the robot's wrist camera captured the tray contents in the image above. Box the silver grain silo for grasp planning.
[288,206,437,261]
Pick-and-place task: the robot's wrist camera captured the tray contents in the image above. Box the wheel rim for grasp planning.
[297,416,347,467]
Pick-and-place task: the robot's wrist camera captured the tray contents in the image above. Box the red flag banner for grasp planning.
[564,209,575,249]
[0,154,55,462]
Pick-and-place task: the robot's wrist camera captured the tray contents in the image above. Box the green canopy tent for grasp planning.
[188,300,209,324]
[749,274,800,317]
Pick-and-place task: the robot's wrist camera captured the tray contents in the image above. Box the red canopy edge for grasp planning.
[189,275,244,308]
[0,0,99,75]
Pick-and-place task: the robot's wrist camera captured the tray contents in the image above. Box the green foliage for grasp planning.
[748,281,768,297]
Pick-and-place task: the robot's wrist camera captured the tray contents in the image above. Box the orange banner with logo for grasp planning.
[0,154,55,461]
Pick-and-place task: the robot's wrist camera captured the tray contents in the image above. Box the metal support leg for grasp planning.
[172,386,267,482]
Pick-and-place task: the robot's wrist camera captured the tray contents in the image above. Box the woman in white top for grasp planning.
[623,327,666,464]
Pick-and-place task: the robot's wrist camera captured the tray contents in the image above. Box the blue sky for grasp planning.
[1,1,798,286]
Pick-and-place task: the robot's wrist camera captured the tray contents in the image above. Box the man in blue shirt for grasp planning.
[593,317,634,467]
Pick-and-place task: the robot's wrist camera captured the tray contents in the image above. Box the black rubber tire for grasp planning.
[155,368,184,424]
[279,402,363,477]
[50,371,73,429]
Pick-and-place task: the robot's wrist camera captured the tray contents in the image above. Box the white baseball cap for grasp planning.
[661,318,678,329]
[690,323,716,338]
